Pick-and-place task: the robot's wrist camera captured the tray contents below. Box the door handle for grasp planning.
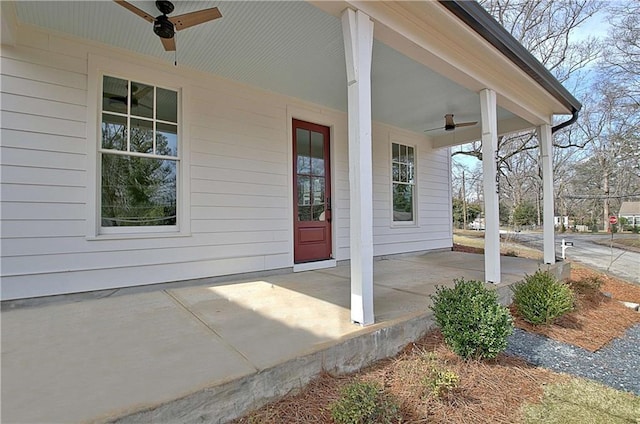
[326,197,332,223]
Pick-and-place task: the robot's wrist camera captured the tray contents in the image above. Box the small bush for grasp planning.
[330,381,401,424]
[430,278,513,360]
[512,270,575,325]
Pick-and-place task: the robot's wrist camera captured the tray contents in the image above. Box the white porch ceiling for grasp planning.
[13,0,516,137]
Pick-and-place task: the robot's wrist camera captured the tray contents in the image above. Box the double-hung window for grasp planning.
[100,75,179,232]
[391,142,416,223]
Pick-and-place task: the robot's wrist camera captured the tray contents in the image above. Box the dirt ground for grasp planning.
[235,265,639,423]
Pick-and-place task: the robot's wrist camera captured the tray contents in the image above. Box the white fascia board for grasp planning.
[311,0,567,125]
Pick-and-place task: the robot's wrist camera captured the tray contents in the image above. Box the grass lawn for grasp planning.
[612,237,640,249]
[524,379,640,424]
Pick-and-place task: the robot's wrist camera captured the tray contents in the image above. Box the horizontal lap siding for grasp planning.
[0,29,298,299]
[0,27,451,300]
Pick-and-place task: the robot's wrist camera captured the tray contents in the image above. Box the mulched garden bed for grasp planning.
[234,265,639,423]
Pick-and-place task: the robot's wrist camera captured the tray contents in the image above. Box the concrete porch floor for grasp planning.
[1,251,551,423]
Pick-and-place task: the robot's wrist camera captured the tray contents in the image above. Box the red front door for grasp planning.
[293,119,332,263]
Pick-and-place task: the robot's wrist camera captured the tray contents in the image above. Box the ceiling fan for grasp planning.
[114,0,222,51]
[424,114,478,132]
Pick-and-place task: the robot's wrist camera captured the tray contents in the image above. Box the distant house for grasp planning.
[554,216,569,228]
[619,201,640,227]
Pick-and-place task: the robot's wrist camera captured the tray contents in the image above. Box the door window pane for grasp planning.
[297,176,311,206]
[310,131,325,176]
[296,128,311,174]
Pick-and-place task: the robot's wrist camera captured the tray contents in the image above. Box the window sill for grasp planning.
[86,231,192,241]
[391,221,419,228]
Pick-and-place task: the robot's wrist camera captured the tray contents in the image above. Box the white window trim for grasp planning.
[86,54,191,239]
[390,140,418,227]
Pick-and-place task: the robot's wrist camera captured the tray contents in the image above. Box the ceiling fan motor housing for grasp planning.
[155,1,174,15]
[154,15,174,38]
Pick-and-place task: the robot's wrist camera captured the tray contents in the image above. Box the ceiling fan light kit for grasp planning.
[114,0,222,52]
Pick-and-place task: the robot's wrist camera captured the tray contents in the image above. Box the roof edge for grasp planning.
[439,0,582,114]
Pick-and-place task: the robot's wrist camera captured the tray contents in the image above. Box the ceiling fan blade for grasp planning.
[169,8,222,31]
[113,0,154,23]
[456,121,478,128]
[424,126,445,132]
[160,36,176,51]
[133,85,154,99]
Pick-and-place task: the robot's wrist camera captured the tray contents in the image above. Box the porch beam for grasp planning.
[480,88,501,283]
[538,124,556,264]
[342,8,375,326]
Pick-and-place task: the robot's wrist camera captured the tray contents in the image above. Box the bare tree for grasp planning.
[450,0,604,228]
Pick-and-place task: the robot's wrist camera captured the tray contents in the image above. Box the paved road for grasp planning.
[508,232,640,285]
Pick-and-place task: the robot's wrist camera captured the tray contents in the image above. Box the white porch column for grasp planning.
[538,124,556,264]
[1,1,18,47]
[480,89,501,283]
[342,8,374,325]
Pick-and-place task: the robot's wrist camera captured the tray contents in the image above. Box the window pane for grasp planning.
[156,123,177,156]
[157,88,177,122]
[130,118,154,154]
[310,131,325,176]
[101,154,177,226]
[392,163,400,182]
[400,164,408,183]
[392,143,400,162]
[102,76,128,114]
[296,128,311,174]
[400,144,407,163]
[408,146,414,164]
[130,82,154,119]
[102,114,127,151]
[393,183,413,222]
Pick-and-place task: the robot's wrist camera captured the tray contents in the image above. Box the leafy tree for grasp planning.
[513,202,537,227]
[452,198,482,228]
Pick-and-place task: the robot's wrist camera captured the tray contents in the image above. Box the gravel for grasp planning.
[506,323,640,395]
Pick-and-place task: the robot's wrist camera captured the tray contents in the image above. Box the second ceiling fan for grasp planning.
[424,114,478,132]
[114,0,222,51]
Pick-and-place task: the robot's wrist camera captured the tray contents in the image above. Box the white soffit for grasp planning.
[13,1,515,135]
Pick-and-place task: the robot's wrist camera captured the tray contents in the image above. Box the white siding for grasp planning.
[0,26,451,300]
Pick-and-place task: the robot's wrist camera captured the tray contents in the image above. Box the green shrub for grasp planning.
[430,278,513,360]
[512,270,575,325]
[330,381,401,424]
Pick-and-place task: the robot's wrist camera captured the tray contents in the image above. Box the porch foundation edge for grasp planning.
[109,312,437,424]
